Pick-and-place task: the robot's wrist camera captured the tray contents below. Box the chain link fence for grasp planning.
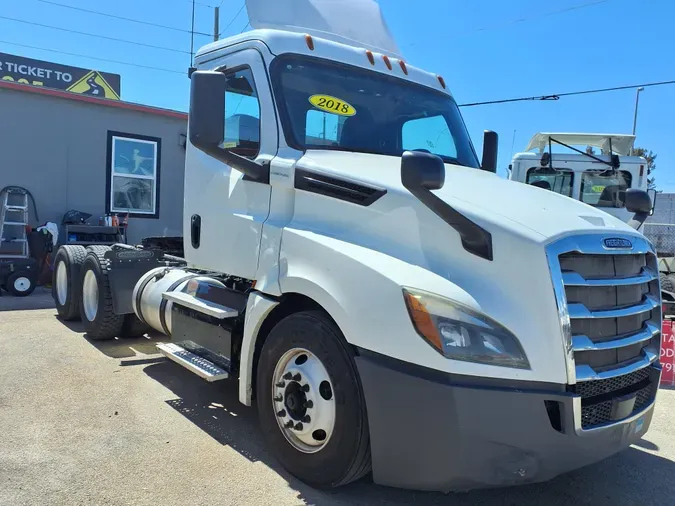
[643,193,675,256]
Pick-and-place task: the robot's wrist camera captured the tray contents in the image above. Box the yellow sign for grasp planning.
[592,185,606,193]
[66,71,120,100]
[308,94,356,116]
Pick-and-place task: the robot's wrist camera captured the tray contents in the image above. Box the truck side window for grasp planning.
[580,170,632,207]
[223,67,260,158]
[401,115,457,159]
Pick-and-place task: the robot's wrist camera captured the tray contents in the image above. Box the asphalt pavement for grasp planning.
[1,292,675,506]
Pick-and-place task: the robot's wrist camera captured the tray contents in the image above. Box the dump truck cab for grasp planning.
[510,133,652,223]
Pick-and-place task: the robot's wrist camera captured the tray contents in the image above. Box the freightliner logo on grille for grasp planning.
[603,237,633,249]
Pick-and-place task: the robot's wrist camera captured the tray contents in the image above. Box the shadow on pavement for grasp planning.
[142,360,675,505]
[56,316,166,359]
[0,287,55,312]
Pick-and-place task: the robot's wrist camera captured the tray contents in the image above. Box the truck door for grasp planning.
[184,48,277,279]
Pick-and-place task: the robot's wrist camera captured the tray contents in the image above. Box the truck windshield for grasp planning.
[271,55,480,168]
[580,170,632,207]
[526,167,573,196]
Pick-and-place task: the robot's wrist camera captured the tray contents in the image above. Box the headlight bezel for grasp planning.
[402,287,530,370]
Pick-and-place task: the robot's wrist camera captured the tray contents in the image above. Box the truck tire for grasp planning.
[256,310,371,488]
[53,245,87,320]
[79,247,124,340]
[6,271,36,297]
[120,314,151,338]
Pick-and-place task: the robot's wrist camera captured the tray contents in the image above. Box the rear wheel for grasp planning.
[256,310,371,488]
[79,247,123,340]
[52,245,87,320]
[7,271,36,297]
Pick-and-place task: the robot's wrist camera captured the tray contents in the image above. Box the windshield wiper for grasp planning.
[542,136,620,171]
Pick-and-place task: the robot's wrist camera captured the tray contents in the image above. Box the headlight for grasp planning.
[402,287,530,369]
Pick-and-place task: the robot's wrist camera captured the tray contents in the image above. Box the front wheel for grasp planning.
[256,310,371,488]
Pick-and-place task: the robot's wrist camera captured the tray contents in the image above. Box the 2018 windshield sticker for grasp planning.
[308,95,356,116]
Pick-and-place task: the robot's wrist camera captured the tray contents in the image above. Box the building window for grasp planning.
[106,131,161,218]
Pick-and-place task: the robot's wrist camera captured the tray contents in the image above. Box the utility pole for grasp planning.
[214,6,220,41]
[190,0,196,64]
[631,87,644,155]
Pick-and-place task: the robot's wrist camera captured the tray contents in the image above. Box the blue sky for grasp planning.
[2,0,674,189]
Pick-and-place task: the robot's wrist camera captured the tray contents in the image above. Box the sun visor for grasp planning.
[245,0,402,58]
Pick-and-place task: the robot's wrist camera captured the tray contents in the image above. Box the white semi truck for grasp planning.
[51,0,662,492]
[510,132,655,225]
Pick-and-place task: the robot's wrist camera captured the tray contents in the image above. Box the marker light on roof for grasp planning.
[382,55,392,70]
[399,60,408,75]
[437,75,446,89]
[305,34,314,50]
[365,50,375,65]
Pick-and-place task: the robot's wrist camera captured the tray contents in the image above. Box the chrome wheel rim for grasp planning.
[13,277,31,292]
[272,348,336,453]
[56,261,68,305]
[82,270,98,321]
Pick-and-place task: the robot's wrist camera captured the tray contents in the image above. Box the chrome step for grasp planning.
[156,342,229,382]
[4,205,27,211]
[161,291,238,319]
[2,221,27,226]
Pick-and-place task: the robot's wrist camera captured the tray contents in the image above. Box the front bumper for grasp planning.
[355,351,659,492]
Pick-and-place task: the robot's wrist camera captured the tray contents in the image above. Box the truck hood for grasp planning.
[298,150,637,241]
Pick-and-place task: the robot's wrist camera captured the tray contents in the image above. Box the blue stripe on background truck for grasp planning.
[51,0,662,492]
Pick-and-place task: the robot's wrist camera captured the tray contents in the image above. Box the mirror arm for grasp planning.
[197,144,270,183]
[627,211,649,231]
[402,179,493,261]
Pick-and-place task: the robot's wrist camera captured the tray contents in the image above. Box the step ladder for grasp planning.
[0,187,29,259]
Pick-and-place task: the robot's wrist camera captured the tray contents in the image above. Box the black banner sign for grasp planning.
[0,52,121,100]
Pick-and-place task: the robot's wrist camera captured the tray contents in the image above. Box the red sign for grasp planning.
[661,320,675,385]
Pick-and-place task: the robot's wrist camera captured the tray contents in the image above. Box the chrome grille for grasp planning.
[546,234,661,429]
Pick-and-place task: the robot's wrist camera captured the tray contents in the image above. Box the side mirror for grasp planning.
[189,70,227,150]
[622,189,652,214]
[189,70,267,181]
[481,130,498,173]
[648,188,657,216]
[620,189,652,230]
[401,151,445,191]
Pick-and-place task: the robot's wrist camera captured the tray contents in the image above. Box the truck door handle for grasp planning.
[191,214,201,248]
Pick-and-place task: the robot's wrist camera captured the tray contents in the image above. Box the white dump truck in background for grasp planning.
[510,132,655,225]
[51,0,662,492]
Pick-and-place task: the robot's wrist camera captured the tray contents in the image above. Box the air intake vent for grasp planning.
[294,169,386,206]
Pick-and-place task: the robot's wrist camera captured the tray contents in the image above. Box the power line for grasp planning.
[34,0,212,37]
[239,22,251,34]
[472,0,611,33]
[185,0,215,8]
[408,0,613,47]
[458,80,675,107]
[0,14,191,55]
[219,3,245,36]
[0,39,186,75]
